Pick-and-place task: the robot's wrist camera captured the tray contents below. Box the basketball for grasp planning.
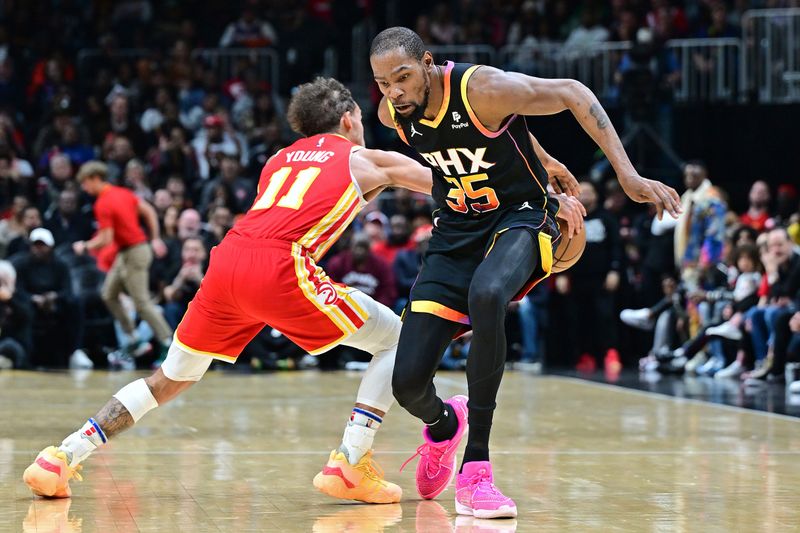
[551,218,586,273]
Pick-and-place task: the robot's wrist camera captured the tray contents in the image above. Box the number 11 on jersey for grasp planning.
[252,166,322,211]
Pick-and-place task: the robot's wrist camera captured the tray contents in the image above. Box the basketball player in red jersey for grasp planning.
[22,78,449,504]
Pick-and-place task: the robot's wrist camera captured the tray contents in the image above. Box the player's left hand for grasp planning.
[618,174,682,220]
[554,193,586,239]
[543,157,579,197]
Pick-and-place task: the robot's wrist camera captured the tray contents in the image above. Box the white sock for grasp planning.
[59,418,107,468]
[339,408,382,465]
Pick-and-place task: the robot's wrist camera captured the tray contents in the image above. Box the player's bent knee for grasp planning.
[469,280,505,306]
[160,342,213,382]
[343,291,402,354]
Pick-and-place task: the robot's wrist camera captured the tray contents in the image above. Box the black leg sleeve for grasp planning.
[392,311,462,424]
[464,229,541,461]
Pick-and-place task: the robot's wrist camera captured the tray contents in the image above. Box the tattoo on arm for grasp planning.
[94,398,135,439]
[589,103,609,130]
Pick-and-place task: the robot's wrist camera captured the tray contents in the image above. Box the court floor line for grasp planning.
[8,450,800,456]
[552,374,800,423]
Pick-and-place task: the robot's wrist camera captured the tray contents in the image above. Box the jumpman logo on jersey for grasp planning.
[317,137,325,148]
[410,123,423,137]
[518,202,533,211]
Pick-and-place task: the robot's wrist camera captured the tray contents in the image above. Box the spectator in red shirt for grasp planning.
[73,161,173,363]
[372,214,414,265]
[740,180,772,232]
[327,232,397,309]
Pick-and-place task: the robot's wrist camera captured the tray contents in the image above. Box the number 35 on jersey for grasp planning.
[421,147,500,215]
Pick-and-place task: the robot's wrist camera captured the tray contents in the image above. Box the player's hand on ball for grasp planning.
[554,194,586,239]
[618,174,682,220]
[543,157,580,197]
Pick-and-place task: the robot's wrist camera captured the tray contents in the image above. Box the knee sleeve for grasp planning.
[160,342,213,382]
[342,291,401,355]
[343,291,401,413]
[355,346,396,413]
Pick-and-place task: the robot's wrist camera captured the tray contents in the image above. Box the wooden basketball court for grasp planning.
[2,370,798,532]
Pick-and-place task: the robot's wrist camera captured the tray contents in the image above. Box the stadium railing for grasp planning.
[743,8,800,103]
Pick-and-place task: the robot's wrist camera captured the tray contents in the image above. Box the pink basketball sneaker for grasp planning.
[400,394,468,500]
[455,461,517,519]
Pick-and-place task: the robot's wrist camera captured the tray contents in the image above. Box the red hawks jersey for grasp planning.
[230,133,366,261]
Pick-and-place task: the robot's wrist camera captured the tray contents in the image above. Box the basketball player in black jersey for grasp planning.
[369,27,682,518]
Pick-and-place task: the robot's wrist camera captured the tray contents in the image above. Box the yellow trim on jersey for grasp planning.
[291,243,360,337]
[342,291,369,322]
[419,61,453,128]
[461,65,519,139]
[485,229,553,275]
[173,335,238,363]
[411,300,470,324]
[538,232,553,274]
[306,335,349,355]
[312,199,363,261]
[297,184,359,253]
[485,227,510,258]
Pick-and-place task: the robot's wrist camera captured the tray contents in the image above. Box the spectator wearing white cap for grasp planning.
[11,227,91,368]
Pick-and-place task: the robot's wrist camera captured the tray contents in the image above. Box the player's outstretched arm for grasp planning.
[466,67,682,220]
[351,148,433,198]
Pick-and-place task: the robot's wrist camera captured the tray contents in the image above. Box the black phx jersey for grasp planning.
[388,61,552,217]
[387,60,561,324]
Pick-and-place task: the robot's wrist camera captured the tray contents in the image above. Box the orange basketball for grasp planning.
[551,218,586,273]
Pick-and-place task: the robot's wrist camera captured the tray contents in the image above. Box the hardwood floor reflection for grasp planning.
[2,370,799,532]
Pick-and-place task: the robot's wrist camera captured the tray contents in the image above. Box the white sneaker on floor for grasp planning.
[107,349,136,370]
[0,354,12,370]
[715,360,744,379]
[69,349,94,370]
[620,308,655,330]
[788,380,800,394]
[684,352,708,374]
[298,354,318,370]
[706,321,742,341]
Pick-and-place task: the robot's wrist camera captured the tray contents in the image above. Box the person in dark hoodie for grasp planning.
[560,181,623,373]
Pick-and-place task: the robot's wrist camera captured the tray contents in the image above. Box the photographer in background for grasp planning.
[617,27,680,143]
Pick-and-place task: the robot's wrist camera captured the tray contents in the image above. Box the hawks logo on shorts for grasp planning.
[315,281,340,306]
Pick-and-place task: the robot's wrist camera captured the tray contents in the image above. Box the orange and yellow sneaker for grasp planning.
[23,446,83,498]
[313,449,402,504]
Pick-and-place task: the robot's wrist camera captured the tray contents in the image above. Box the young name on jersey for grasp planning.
[282,149,336,164]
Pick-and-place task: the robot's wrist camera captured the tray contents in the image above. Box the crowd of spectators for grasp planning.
[617,167,800,389]
[408,0,750,50]
[0,1,797,395]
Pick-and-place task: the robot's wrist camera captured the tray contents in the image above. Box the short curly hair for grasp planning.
[370,27,425,61]
[287,77,356,137]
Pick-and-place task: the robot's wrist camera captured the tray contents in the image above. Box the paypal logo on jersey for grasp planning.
[451,111,469,130]
[420,147,495,176]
